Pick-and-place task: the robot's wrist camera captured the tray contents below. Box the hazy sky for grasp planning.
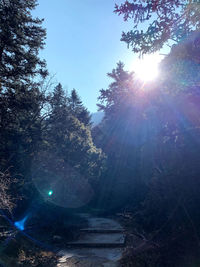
[34,1,143,112]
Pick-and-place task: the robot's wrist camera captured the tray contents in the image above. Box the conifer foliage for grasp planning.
[0,0,47,89]
[68,88,91,126]
[44,84,104,180]
[0,1,104,214]
[114,0,200,54]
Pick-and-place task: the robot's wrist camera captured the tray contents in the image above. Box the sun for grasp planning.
[132,53,163,82]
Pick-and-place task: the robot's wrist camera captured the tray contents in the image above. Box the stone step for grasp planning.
[58,247,124,262]
[66,233,126,248]
[86,217,123,231]
[80,228,124,234]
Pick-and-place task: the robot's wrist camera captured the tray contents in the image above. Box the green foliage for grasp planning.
[114,0,200,54]
[31,83,105,208]
[0,82,45,174]
[96,36,200,262]
[45,84,104,180]
[160,31,200,93]
[139,36,200,236]
[0,0,103,214]
[98,61,135,117]
[96,62,153,210]
[68,88,91,126]
[0,0,48,175]
[0,0,49,214]
[0,0,47,88]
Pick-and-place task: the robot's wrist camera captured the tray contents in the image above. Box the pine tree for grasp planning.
[0,82,45,173]
[97,61,137,119]
[41,84,104,182]
[49,83,68,116]
[0,0,47,89]
[114,0,200,54]
[68,89,91,126]
[0,0,47,188]
[96,62,153,210]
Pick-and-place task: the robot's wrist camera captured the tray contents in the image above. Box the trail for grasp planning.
[57,214,126,267]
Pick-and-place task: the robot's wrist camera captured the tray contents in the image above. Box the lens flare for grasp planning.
[14,215,29,231]
[132,53,164,82]
[32,154,94,208]
[48,190,53,196]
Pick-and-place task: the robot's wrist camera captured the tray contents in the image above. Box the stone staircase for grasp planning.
[57,215,126,266]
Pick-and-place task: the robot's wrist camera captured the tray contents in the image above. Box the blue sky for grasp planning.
[34,1,143,112]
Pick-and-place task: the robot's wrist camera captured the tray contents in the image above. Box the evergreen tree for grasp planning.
[160,31,200,95]
[0,0,48,209]
[69,89,82,111]
[68,89,91,126]
[40,84,104,184]
[0,82,46,173]
[0,0,47,89]
[96,62,155,210]
[0,0,47,173]
[114,0,200,54]
[98,61,135,117]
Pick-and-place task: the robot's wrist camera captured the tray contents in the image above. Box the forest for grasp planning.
[1,0,200,266]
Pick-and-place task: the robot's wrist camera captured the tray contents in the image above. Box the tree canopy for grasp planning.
[0,0,104,215]
[68,88,91,126]
[114,0,200,54]
[0,0,47,89]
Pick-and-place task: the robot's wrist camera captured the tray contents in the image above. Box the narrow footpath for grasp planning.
[57,214,126,267]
